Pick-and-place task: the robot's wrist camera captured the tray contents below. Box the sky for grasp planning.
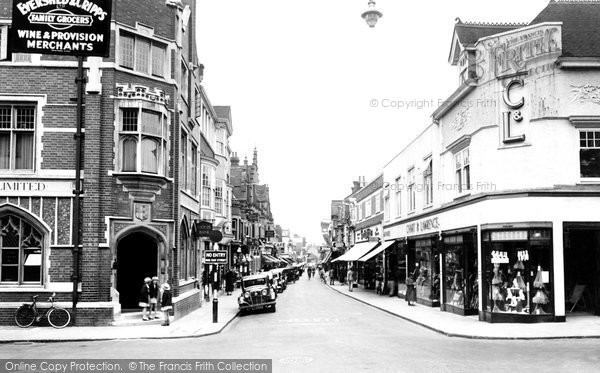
[196,0,551,245]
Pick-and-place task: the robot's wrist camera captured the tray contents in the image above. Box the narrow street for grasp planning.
[2,276,600,373]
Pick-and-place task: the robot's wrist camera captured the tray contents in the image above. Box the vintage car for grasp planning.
[238,273,277,314]
[270,269,287,293]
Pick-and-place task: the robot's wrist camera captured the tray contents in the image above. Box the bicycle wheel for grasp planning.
[15,306,35,328]
[47,307,71,329]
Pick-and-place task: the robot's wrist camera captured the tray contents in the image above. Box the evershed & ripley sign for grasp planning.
[10,0,112,57]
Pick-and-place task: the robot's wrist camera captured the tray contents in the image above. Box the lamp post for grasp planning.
[361,0,383,28]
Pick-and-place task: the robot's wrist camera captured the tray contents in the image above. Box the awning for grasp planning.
[318,251,332,264]
[219,236,233,245]
[262,254,280,264]
[332,241,380,262]
[358,240,396,262]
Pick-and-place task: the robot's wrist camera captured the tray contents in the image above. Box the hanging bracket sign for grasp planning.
[10,0,112,57]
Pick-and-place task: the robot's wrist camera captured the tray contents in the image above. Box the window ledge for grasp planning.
[578,178,600,184]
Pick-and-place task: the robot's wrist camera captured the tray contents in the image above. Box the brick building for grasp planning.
[0,0,224,325]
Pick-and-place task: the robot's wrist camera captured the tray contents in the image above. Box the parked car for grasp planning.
[270,269,286,293]
[238,273,277,314]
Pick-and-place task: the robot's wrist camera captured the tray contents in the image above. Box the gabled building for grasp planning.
[0,0,229,325]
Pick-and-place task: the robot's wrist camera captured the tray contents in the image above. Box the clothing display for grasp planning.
[532,265,549,314]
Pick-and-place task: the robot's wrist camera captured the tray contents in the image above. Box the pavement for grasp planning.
[327,282,600,340]
[0,292,240,344]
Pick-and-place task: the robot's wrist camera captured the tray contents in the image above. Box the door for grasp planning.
[116,232,158,310]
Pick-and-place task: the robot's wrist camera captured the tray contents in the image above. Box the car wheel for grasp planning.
[270,305,276,313]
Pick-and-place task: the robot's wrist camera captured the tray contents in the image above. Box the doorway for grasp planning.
[563,224,600,316]
[116,232,159,310]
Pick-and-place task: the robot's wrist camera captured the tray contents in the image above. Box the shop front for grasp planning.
[481,224,554,323]
[407,235,440,307]
[441,228,478,316]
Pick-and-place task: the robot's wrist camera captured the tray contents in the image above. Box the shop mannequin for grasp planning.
[491,263,504,312]
[532,265,549,314]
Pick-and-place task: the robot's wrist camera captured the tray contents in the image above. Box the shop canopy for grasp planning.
[318,251,332,264]
[261,255,280,264]
[358,240,396,262]
[332,241,380,262]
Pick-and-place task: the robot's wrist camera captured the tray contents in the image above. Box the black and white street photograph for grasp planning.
[1,1,600,372]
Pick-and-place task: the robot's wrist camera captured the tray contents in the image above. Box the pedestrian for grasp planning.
[139,277,151,321]
[149,276,159,319]
[347,266,354,292]
[406,266,419,306]
[225,269,235,296]
[328,268,334,285]
[160,283,172,326]
[307,267,312,280]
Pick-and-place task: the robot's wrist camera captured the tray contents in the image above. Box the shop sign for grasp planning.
[0,180,74,197]
[10,0,112,57]
[265,230,275,238]
[491,230,527,241]
[194,220,212,237]
[406,217,439,235]
[204,250,227,264]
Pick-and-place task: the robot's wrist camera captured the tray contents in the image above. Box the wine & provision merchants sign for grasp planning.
[10,0,112,57]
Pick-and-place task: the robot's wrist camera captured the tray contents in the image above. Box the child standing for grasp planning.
[161,283,173,326]
[149,276,159,320]
[139,277,151,321]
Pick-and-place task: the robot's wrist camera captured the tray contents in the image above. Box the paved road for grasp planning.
[2,276,600,372]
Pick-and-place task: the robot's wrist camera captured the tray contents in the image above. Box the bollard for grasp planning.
[212,296,218,323]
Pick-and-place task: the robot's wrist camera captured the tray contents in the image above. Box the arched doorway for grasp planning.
[116,231,159,310]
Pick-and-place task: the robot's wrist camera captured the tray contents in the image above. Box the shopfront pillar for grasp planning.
[553,221,566,318]
[477,225,483,315]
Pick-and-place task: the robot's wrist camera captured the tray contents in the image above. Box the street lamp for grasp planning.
[361,0,383,28]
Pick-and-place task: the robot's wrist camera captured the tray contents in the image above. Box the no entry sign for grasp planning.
[10,0,112,57]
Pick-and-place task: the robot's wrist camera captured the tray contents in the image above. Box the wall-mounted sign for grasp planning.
[265,230,275,238]
[194,220,212,237]
[406,217,439,235]
[10,0,112,57]
[0,180,75,197]
[204,250,227,264]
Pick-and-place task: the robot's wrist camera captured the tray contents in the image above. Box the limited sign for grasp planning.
[204,250,227,264]
[10,0,112,57]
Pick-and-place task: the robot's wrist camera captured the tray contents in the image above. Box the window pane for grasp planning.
[151,44,165,77]
[121,109,138,131]
[141,138,159,173]
[1,266,18,282]
[16,107,35,129]
[0,106,10,128]
[141,110,161,136]
[463,148,469,165]
[464,165,471,190]
[580,149,600,178]
[135,38,150,74]
[0,133,10,169]
[455,154,461,169]
[14,132,34,170]
[1,249,19,264]
[122,138,137,171]
[580,132,587,141]
[119,34,134,68]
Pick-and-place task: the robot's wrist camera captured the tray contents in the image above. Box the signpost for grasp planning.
[9,0,112,325]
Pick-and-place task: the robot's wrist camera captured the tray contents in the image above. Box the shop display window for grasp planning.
[483,229,553,316]
[410,239,440,304]
[443,232,478,312]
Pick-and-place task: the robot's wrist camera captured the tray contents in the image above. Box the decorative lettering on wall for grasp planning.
[502,78,526,144]
[451,107,471,132]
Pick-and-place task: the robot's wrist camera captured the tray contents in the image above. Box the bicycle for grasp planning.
[14,293,71,329]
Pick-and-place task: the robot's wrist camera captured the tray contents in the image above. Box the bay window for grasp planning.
[118,108,168,175]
